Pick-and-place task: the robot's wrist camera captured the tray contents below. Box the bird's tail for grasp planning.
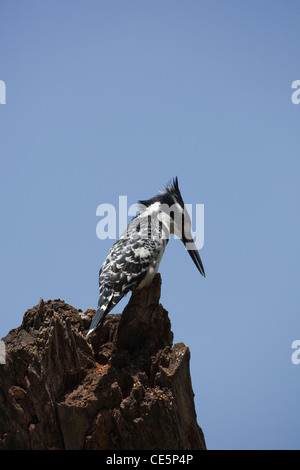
[87,304,107,336]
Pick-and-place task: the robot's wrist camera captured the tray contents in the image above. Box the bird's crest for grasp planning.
[139,176,184,211]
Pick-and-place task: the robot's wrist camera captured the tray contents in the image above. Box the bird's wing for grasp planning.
[88,214,162,335]
[100,236,156,295]
[99,212,161,292]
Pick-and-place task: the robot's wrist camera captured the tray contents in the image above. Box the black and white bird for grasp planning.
[87,177,205,336]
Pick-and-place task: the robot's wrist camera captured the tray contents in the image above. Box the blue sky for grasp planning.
[1,1,299,450]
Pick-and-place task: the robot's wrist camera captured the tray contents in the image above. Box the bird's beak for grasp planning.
[183,237,205,277]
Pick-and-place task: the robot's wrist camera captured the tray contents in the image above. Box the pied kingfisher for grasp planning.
[88,177,205,335]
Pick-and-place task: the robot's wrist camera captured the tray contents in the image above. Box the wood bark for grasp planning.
[0,274,206,450]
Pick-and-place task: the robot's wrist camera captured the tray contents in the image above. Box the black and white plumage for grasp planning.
[88,177,205,336]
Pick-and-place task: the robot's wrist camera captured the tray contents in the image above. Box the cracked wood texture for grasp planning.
[0,274,206,450]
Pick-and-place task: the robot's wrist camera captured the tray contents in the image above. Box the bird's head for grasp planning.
[139,177,205,277]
